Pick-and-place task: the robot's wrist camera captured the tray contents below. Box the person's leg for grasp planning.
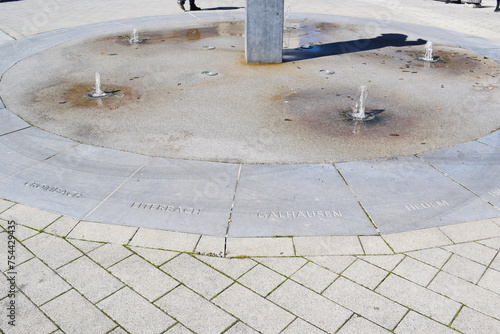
[177,0,185,11]
[189,0,201,10]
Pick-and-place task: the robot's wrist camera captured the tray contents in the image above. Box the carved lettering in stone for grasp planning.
[131,202,201,215]
[405,200,449,211]
[24,181,83,198]
[257,211,342,219]
[488,189,500,197]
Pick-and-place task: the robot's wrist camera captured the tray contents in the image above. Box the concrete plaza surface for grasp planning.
[0,0,499,333]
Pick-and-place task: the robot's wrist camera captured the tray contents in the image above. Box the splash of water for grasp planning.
[351,85,368,120]
[129,29,140,44]
[422,41,433,62]
[90,72,108,98]
[284,5,293,31]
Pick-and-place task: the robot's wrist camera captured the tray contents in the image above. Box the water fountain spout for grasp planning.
[345,85,384,121]
[284,6,294,31]
[129,29,140,44]
[89,72,108,98]
[418,41,439,63]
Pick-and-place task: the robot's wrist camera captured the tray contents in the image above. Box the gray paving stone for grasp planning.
[442,254,488,283]
[224,321,259,333]
[359,236,393,255]
[165,323,195,333]
[68,220,137,244]
[107,327,129,334]
[109,255,178,301]
[88,157,238,235]
[337,315,391,334]
[337,156,499,233]
[0,204,60,230]
[0,199,14,213]
[0,231,34,272]
[393,256,439,287]
[213,283,295,334]
[357,254,404,271]
[419,141,500,207]
[68,238,104,254]
[478,130,500,149]
[477,268,500,294]
[161,253,233,299]
[0,292,57,334]
[10,224,39,241]
[57,256,123,303]
[376,274,461,324]
[156,285,236,334]
[42,289,115,334]
[129,246,178,266]
[195,255,256,279]
[394,311,457,334]
[226,237,295,257]
[406,247,452,269]
[43,216,80,237]
[238,264,286,296]
[323,277,407,330]
[256,257,308,277]
[98,287,175,334]
[342,259,388,290]
[290,261,338,293]
[452,306,500,334]
[294,236,363,256]
[0,126,75,179]
[0,144,149,219]
[230,164,375,237]
[129,228,199,253]
[477,237,500,251]
[307,255,356,274]
[0,108,29,136]
[443,242,498,266]
[383,228,452,253]
[17,258,71,306]
[87,243,133,268]
[490,254,500,271]
[194,235,226,256]
[268,279,352,333]
[439,219,500,243]
[429,271,500,320]
[281,318,326,334]
[23,233,83,269]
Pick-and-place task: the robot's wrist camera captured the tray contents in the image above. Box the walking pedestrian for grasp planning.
[177,0,201,11]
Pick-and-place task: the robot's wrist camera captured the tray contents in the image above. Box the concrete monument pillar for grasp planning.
[245,0,284,63]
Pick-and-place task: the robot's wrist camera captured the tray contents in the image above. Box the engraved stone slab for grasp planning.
[478,130,500,149]
[0,109,29,135]
[229,164,376,237]
[419,141,500,208]
[0,145,149,218]
[87,158,239,235]
[0,127,75,181]
[337,156,499,234]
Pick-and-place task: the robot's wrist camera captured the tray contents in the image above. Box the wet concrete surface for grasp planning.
[1,21,499,164]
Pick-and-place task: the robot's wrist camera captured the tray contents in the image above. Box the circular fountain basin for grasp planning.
[0,19,498,164]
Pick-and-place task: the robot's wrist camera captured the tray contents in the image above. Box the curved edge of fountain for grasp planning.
[0,12,498,242]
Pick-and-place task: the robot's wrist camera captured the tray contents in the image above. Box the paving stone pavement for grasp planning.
[0,0,500,333]
[0,203,499,333]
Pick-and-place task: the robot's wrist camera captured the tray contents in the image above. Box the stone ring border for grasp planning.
[0,12,498,255]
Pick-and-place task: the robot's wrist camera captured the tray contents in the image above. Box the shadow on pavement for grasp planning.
[283,33,426,62]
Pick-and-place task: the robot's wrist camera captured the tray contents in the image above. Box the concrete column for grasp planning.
[245,0,284,63]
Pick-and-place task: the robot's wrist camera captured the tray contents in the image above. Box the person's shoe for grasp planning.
[177,0,185,11]
[190,5,201,10]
